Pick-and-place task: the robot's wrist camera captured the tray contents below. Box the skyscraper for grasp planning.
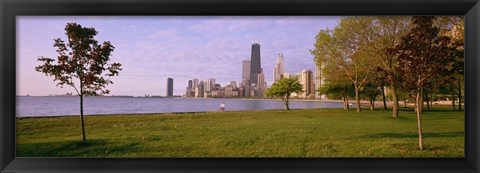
[193,78,199,98]
[166,77,173,97]
[257,69,266,97]
[198,81,205,98]
[300,70,315,99]
[206,78,215,91]
[249,43,261,85]
[242,60,251,84]
[188,80,193,90]
[193,78,199,89]
[273,53,284,83]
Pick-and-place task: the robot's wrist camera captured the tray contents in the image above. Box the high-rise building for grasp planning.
[193,78,199,89]
[166,78,174,97]
[256,69,266,98]
[273,53,284,83]
[283,72,292,79]
[242,60,251,84]
[244,80,251,97]
[193,78,199,98]
[188,80,193,90]
[300,70,315,99]
[206,78,215,91]
[249,43,261,85]
[230,81,237,90]
[198,81,205,98]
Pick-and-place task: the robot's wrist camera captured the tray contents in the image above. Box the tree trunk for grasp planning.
[343,97,348,110]
[415,91,424,150]
[458,79,462,111]
[355,87,361,112]
[381,86,387,110]
[429,91,434,109]
[419,87,423,115]
[80,90,86,144]
[450,84,456,110]
[390,84,399,118]
[404,100,407,108]
[283,97,290,110]
[424,89,430,111]
[370,98,375,111]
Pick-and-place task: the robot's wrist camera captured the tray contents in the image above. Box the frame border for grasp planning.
[1,0,479,172]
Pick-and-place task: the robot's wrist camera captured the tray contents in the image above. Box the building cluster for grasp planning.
[179,40,326,99]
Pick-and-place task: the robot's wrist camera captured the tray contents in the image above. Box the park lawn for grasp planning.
[16,107,464,157]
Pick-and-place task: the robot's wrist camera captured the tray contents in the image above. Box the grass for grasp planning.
[16,107,464,157]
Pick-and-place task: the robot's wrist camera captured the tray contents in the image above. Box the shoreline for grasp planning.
[15,108,325,119]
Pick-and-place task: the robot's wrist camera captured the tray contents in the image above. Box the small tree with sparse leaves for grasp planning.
[389,17,456,150]
[35,23,122,143]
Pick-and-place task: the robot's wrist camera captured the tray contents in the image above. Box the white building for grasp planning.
[242,60,251,84]
[273,53,284,84]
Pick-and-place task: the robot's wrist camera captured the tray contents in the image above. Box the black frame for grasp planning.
[1,0,479,172]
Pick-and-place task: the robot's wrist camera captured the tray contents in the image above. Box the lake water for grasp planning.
[16,96,345,117]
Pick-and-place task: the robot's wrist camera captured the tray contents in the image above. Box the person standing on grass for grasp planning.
[220,102,225,112]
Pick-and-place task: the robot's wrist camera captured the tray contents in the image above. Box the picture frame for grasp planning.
[1,0,479,172]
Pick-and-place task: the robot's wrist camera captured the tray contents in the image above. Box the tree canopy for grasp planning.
[35,23,122,143]
[266,77,303,110]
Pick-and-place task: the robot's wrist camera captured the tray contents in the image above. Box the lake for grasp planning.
[16,96,345,117]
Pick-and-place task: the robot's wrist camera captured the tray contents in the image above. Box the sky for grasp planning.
[17,16,340,97]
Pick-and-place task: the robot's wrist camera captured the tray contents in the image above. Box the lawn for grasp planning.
[16,107,464,157]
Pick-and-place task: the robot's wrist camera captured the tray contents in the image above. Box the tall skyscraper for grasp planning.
[300,70,315,99]
[206,78,215,91]
[188,80,193,89]
[257,69,266,97]
[273,53,284,83]
[198,81,205,98]
[249,43,261,85]
[193,78,199,89]
[193,78,199,98]
[166,78,174,97]
[242,60,251,84]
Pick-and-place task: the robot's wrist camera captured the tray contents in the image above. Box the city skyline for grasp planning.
[17,16,340,96]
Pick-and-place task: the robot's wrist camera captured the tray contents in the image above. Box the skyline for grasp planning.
[17,16,340,96]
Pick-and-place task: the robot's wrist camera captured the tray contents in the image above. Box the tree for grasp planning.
[390,16,455,150]
[320,82,355,110]
[361,81,382,111]
[312,24,378,113]
[35,23,122,143]
[266,77,303,110]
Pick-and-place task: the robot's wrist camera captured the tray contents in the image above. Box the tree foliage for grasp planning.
[266,77,303,110]
[389,16,456,150]
[35,23,122,143]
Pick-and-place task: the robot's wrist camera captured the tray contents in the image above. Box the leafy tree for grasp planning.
[266,77,303,110]
[436,16,465,111]
[312,25,378,113]
[35,23,122,143]
[361,81,382,111]
[389,16,455,150]
[320,82,355,110]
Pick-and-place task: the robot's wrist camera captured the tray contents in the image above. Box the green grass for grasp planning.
[16,107,464,157]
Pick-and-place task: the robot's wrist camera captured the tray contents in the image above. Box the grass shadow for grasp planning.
[363,131,464,139]
[17,139,140,157]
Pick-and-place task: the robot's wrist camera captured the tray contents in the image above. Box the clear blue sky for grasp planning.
[17,16,340,96]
